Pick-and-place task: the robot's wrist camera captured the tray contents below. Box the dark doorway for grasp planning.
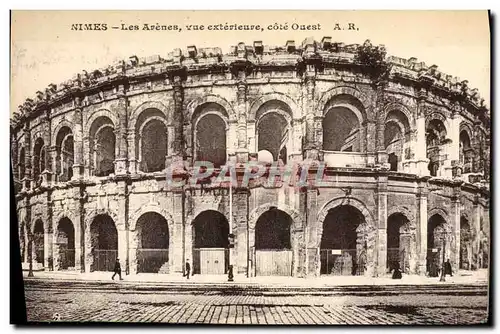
[192,210,229,275]
[136,212,169,273]
[255,209,293,276]
[90,214,118,272]
[320,205,366,276]
[56,218,75,270]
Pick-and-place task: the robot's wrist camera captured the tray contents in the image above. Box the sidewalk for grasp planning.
[23,269,489,288]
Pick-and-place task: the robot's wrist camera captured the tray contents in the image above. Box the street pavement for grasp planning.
[22,276,489,325]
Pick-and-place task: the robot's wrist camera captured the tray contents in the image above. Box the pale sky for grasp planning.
[10,10,490,113]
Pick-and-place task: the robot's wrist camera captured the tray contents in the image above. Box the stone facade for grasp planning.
[12,38,490,278]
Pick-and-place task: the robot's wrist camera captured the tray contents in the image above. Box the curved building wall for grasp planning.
[11,38,490,277]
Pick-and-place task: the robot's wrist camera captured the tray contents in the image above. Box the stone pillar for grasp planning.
[40,110,52,187]
[49,146,58,184]
[376,173,388,276]
[128,228,138,275]
[72,98,84,180]
[446,111,462,178]
[415,117,429,176]
[451,190,461,273]
[77,186,86,273]
[74,207,82,272]
[23,123,32,191]
[375,120,386,161]
[304,185,319,277]
[289,119,303,163]
[115,85,128,175]
[417,181,429,275]
[172,192,184,273]
[472,118,482,174]
[246,121,255,157]
[411,94,430,176]
[303,64,319,160]
[374,83,387,166]
[473,195,481,270]
[127,129,137,174]
[172,75,185,164]
[82,136,90,179]
[235,71,248,163]
[165,124,175,168]
[44,219,53,271]
[117,227,127,273]
[228,119,238,163]
[235,190,249,275]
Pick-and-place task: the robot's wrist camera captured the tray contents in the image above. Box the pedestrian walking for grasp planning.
[444,259,453,277]
[184,261,191,279]
[112,258,123,280]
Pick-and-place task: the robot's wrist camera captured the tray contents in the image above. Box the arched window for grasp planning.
[460,129,472,172]
[384,110,410,172]
[426,119,447,176]
[33,138,46,185]
[89,117,115,177]
[55,127,74,182]
[323,107,361,152]
[255,101,291,164]
[322,95,366,153]
[18,147,25,180]
[193,103,228,168]
[135,109,168,173]
[426,119,447,147]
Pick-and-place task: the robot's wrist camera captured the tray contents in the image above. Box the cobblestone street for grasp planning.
[24,281,489,325]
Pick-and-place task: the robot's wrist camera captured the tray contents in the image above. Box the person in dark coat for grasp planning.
[184,261,191,279]
[444,259,453,277]
[392,264,403,279]
[112,258,123,280]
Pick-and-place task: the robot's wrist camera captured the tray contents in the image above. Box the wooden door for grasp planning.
[199,248,226,275]
[255,250,292,276]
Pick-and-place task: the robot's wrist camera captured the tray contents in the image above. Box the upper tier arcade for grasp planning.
[11,38,490,194]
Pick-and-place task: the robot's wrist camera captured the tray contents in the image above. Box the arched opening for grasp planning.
[192,210,229,275]
[460,217,473,270]
[90,214,118,272]
[320,205,367,276]
[257,113,289,164]
[386,213,411,273]
[460,130,473,173]
[427,214,448,277]
[89,117,115,177]
[18,147,25,181]
[255,100,292,164]
[33,138,46,186]
[426,119,447,176]
[385,122,403,171]
[55,127,74,182]
[384,110,410,172]
[136,212,170,273]
[135,109,168,173]
[192,103,228,168]
[323,107,361,152]
[195,114,227,168]
[255,208,293,276]
[33,219,44,267]
[55,218,75,270]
